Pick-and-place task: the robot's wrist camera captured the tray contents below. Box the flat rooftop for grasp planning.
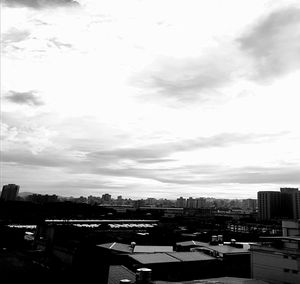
[129,252,216,265]
[133,245,173,253]
[191,242,250,255]
[97,242,133,253]
[155,277,269,284]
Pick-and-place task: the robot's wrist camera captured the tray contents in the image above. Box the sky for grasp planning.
[1,0,300,199]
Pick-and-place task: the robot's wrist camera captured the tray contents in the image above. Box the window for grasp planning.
[292,270,298,274]
[284,268,289,273]
[283,255,288,259]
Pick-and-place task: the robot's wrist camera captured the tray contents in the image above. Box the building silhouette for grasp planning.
[258,188,299,221]
[1,184,20,201]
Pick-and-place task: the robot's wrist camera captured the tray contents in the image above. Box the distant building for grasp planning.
[258,188,300,221]
[1,184,20,201]
[26,194,58,204]
[176,197,186,208]
[196,198,207,208]
[242,199,257,212]
[186,197,197,209]
[102,193,112,204]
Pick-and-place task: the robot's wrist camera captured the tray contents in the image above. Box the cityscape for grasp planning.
[1,184,300,283]
[1,0,300,284]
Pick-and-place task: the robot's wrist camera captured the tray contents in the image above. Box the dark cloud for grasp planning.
[5,91,44,106]
[3,0,80,9]
[138,55,233,101]
[238,7,300,81]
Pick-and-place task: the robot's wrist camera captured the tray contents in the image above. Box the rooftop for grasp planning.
[176,240,204,247]
[97,242,133,253]
[129,252,216,264]
[130,252,180,264]
[191,242,250,255]
[97,243,175,254]
[108,265,135,284]
[168,252,216,262]
[133,245,173,253]
[155,277,269,284]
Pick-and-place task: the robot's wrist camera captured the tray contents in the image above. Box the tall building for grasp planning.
[280,188,300,219]
[258,191,282,220]
[1,184,20,201]
[258,188,300,221]
[176,197,186,208]
[186,197,197,208]
[102,193,112,204]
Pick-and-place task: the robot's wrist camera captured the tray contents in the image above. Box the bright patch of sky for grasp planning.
[1,0,300,198]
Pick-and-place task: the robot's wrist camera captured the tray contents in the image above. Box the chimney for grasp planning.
[217,235,223,243]
[136,268,152,284]
[131,241,136,252]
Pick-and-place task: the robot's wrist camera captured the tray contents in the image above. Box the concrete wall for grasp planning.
[252,250,300,284]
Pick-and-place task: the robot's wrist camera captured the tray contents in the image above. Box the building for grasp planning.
[26,194,58,204]
[242,199,257,212]
[186,197,197,209]
[282,220,300,237]
[251,236,300,284]
[280,188,300,220]
[102,193,112,204]
[176,239,252,278]
[175,197,186,208]
[258,191,282,221]
[128,252,220,281]
[1,184,20,201]
[258,188,300,221]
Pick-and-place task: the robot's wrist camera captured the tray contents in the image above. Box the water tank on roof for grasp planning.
[211,235,218,242]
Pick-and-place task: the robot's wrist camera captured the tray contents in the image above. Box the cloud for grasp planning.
[137,158,176,164]
[238,6,300,81]
[1,122,55,154]
[88,132,285,162]
[48,38,73,49]
[2,28,30,44]
[3,0,80,9]
[5,91,44,106]
[138,53,235,101]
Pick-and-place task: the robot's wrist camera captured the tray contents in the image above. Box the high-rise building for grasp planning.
[186,197,197,208]
[176,197,186,208]
[258,191,281,220]
[258,188,300,221]
[102,193,112,204]
[196,198,207,208]
[1,184,20,201]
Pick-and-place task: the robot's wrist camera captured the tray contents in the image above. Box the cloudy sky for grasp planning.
[1,0,300,199]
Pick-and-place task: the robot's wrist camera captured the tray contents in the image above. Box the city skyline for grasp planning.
[1,0,300,199]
